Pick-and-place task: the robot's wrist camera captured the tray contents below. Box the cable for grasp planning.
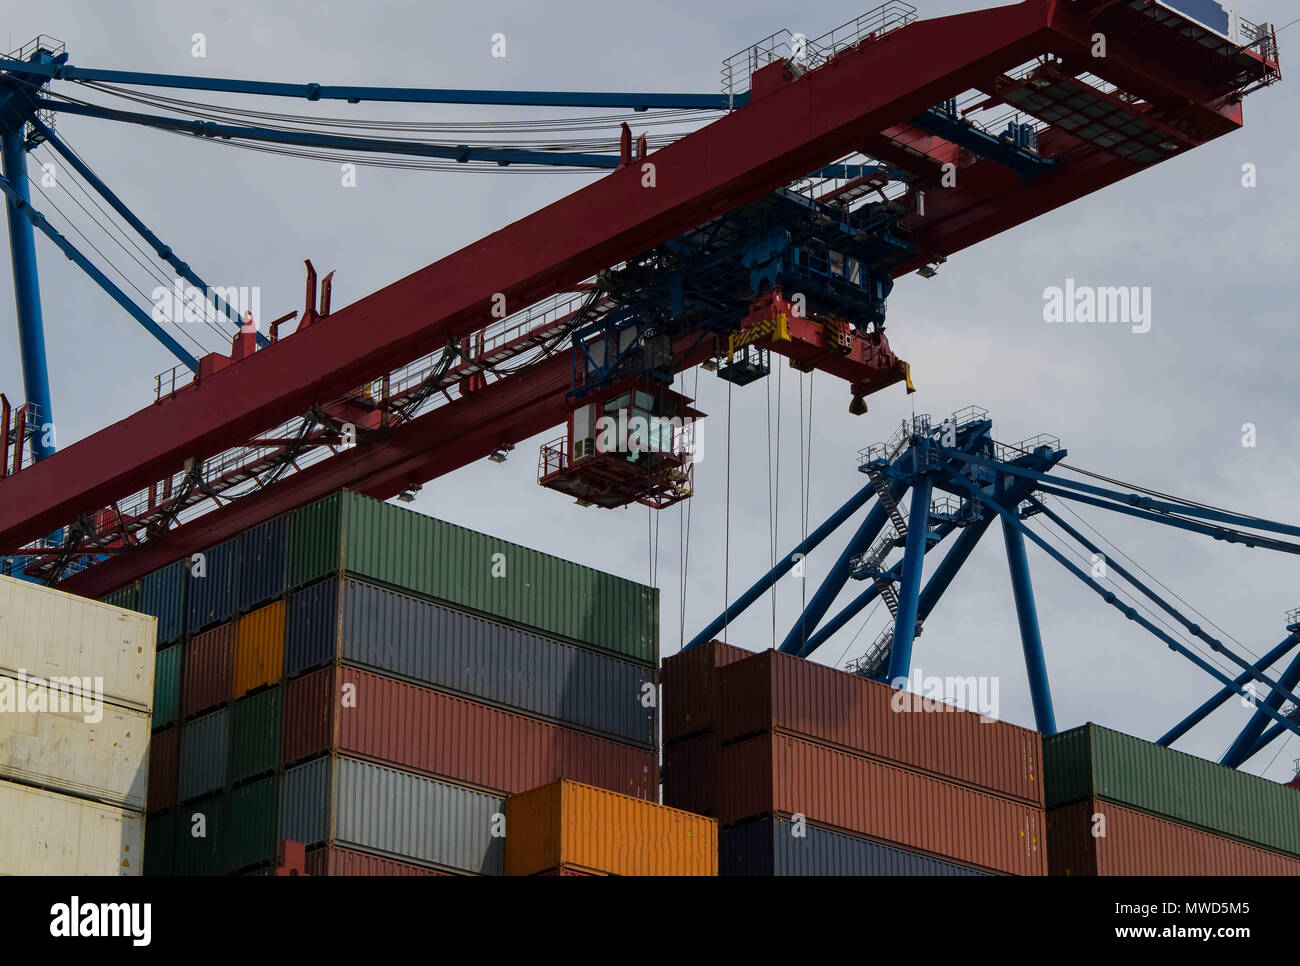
[722,375,733,643]
[836,598,883,668]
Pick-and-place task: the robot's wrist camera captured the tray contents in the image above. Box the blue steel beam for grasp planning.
[1241,715,1300,764]
[940,448,1300,543]
[910,106,1055,180]
[683,481,878,651]
[5,58,740,110]
[1026,496,1300,708]
[39,99,624,169]
[1221,648,1300,768]
[1158,635,1300,746]
[1001,514,1056,734]
[30,117,269,348]
[885,475,932,681]
[949,471,1300,744]
[0,172,198,371]
[779,480,907,655]
[0,129,55,460]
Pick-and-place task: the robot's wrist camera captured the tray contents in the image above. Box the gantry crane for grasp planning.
[0,0,1281,616]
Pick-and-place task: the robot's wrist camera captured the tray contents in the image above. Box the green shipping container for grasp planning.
[174,797,227,876]
[98,582,141,612]
[153,644,182,729]
[1044,723,1300,857]
[288,490,658,665]
[230,687,282,786]
[227,776,279,873]
[144,812,174,876]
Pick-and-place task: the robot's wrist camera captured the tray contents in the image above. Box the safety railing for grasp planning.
[721,2,919,103]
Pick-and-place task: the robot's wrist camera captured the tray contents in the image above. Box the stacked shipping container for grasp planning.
[1043,723,1300,875]
[0,575,156,875]
[663,644,1046,875]
[113,489,660,875]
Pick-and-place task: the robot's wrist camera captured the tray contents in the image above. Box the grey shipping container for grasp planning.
[285,576,656,748]
[719,816,994,877]
[188,537,239,633]
[140,560,186,646]
[279,755,505,875]
[237,515,288,613]
[178,707,228,802]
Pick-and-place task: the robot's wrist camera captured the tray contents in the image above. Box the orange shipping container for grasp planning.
[505,779,717,877]
[232,600,285,699]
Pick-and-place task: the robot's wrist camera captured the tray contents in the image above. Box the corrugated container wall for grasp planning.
[1045,723,1300,857]
[230,686,281,785]
[179,707,228,802]
[187,537,239,633]
[305,845,454,876]
[661,640,753,743]
[148,726,179,813]
[227,776,278,872]
[719,649,1042,806]
[719,733,1046,876]
[237,514,288,612]
[183,624,233,717]
[144,812,174,876]
[1047,798,1300,876]
[152,644,181,729]
[505,780,717,876]
[283,666,655,796]
[0,574,157,711]
[174,797,226,876]
[721,816,993,876]
[0,780,143,875]
[288,490,657,664]
[98,583,140,612]
[278,755,505,874]
[0,681,150,810]
[140,560,186,646]
[285,577,657,747]
[232,600,285,699]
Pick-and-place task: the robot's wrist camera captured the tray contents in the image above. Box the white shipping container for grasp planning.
[0,677,151,810]
[0,575,157,712]
[0,779,143,875]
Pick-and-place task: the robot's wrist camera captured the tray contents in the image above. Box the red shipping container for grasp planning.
[147,725,179,813]
[718,732,1046,876]
[183,623,234,718]
[305,845,454,876]
[662,640,753,744]
[662,732,717,816]
[719,649,1042,806]
[283,666,657,798]
[1048,799,1300,876]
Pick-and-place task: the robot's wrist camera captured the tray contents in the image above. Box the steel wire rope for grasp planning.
[722,376,733,642]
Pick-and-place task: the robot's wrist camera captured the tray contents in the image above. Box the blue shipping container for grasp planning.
[178,707,229,802]
[188,536,239,633]
[237,514,288,613]
[140,560,186,646]
[1163,0,1230,35]
[284,577,656,747]
[720,817,993,877]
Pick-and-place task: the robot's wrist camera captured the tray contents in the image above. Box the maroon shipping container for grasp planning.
[718,732,1046,876]
[304,845,455,876]
[147,725,179,813]
[183,623,234,717]
[1048,799,1300,876]
[719,649,1042,806]
[283,666,657,798]
[662,640,753,744]
[662,732,717,816]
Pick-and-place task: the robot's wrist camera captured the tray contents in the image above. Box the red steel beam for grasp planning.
[0,0,1065,551]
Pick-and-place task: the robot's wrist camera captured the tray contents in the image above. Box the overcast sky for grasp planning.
[3,0,1299,782]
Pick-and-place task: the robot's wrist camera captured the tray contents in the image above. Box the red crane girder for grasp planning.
[1,0,1277,590]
